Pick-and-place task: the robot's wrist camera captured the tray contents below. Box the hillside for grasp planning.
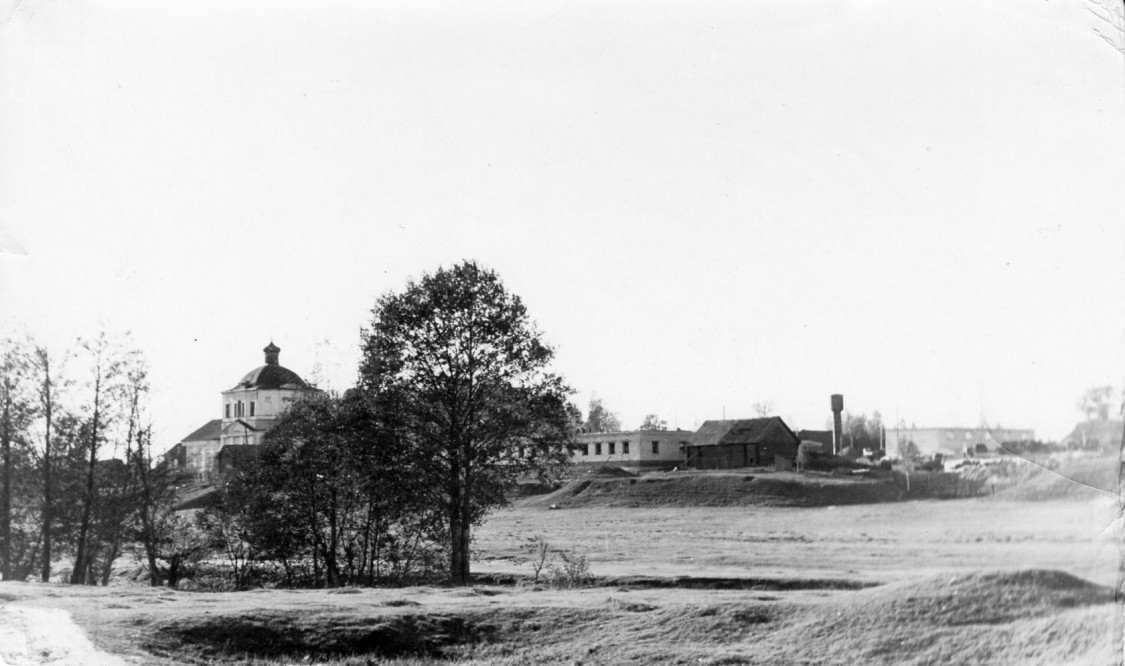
[523,470,908,508]
[978,455,1120,502]
[520,456,1122,509]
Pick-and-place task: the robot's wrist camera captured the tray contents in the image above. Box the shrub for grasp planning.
[549,550,593,589]
[525,535,553,584]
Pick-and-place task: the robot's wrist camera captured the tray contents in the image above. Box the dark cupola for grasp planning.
[264,341,281,366]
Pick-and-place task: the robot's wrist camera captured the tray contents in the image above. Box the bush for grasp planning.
[524,535,593,589]
[549,551,593,589]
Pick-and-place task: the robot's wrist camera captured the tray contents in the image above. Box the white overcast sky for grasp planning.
[0,0,1122,450]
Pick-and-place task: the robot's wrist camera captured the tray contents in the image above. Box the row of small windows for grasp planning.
[573,441,661,456]
[226,401,255,418]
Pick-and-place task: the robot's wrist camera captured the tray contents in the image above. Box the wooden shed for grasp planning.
[685,417,800,469]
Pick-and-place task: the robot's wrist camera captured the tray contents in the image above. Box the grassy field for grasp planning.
[478,494,1121,587]
[0,463,1120,665]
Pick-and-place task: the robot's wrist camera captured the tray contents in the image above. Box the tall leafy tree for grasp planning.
[584,397,620,433]
[359,261,575,585]
[638,414,667,431]
[1076,385,1117,421]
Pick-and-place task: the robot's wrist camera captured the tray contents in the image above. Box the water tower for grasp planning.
[831,394,844,455]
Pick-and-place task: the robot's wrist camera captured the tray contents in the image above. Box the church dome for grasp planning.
[231,342,310,390]
[233,365,309,390]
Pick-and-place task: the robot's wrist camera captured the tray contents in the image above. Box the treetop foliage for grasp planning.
[584,397,620,433]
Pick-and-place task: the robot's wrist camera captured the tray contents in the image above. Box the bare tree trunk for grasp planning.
[459,457,473,585]
[448,458,465,585]
[99,529,122,586]
[71,372,102,585]
[37,350,53,583]
[1,377,12,581]
[99,384,141,587]
[135,428,161,587]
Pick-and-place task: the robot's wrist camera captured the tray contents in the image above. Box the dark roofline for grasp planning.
[180,419,222,443]
[225,419,261,432]
[691,417,798,447]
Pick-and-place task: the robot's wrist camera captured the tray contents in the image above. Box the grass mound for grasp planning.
[150,610,496,661]
[585,464,637,478]
[972,456,1119,501]
[526,471,905,508]
[767,569,1117,666]
[840,569,1111,627]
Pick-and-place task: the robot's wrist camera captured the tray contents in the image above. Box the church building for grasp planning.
[166,342,319,481]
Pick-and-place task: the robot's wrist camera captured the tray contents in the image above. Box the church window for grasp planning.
[225,404,230,418]
[250,401,255,416]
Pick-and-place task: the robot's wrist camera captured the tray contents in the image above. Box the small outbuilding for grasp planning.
[685,417,800,469]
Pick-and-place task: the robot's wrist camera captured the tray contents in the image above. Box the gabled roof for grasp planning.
[691,417,798,447]
[181,419,222,443]
[221,419,261,435]
[1060,419,1123,446]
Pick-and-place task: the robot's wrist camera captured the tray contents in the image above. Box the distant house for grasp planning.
[1059,419,1123,452]
[568,429,693,470]
[685,417,800,469]
[165,342,319,482]
[164,419,223,479]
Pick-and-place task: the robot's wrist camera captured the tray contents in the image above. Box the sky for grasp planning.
[0,0,1122,452]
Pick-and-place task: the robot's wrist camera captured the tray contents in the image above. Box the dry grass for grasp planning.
[981,455,1120,502]
[0,478,1120,665]
[3,566,1115,665]
[478,494,1120,587]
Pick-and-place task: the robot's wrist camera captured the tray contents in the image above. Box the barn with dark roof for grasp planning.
[684,417,800,469]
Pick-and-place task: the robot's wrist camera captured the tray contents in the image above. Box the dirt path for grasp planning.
[0,605,127,666]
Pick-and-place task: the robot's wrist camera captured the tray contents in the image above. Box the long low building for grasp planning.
[570,429,694,470]
[570,418,804,471]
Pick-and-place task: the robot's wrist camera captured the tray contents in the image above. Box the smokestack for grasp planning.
[831,394,844,455]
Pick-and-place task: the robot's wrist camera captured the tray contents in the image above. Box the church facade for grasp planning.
[166,342,319,481]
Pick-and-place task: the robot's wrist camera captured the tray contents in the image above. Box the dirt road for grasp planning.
[0,605,127,666]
